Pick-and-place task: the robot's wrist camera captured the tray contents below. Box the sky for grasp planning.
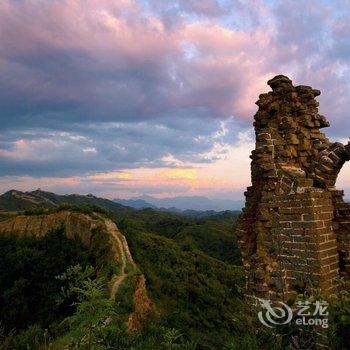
[1,0,350,200]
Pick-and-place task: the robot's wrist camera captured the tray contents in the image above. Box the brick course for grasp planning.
[236,75,350,299]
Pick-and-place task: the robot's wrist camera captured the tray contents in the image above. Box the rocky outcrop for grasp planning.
[0,211,102,246]
[127,275,155,332]
[237,75,350,300]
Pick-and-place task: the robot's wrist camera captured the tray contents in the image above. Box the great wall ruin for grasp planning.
[236,75,350,300]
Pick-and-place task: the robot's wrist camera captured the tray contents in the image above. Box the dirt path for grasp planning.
[104,219,136,299]
[102,217,155,331]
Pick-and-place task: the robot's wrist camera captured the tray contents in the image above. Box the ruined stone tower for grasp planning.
[236,75,350,300]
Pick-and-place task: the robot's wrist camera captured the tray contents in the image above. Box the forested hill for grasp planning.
[0,192,348,349]
[0,189,130,212]
[0,190,238,218]
[0,193,253,349]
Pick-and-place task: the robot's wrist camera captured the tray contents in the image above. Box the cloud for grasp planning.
[0,0,278,130]
[143,0,225,17]
[267,0,350,138]
[0,129,254,199]
[1,0,350,198]
[0,116,248,177]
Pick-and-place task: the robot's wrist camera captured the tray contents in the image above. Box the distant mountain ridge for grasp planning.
[0,189,130,213]
[113,195,244,211]
[113,198,157,210]
[0,189,241,217]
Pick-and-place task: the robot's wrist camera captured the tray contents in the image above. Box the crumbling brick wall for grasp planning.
[236,75,350,300]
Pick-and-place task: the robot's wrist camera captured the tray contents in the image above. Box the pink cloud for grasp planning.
[1,0,349,126]
[176,22,276,117]
[0,0,281,122]
[0,0,177,61]
[62,177,79,186]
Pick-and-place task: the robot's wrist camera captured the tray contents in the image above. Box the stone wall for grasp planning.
[236,75,350,300]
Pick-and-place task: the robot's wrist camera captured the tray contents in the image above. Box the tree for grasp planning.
[58,267,116,349]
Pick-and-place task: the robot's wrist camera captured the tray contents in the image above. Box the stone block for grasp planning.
[236,75,349,299]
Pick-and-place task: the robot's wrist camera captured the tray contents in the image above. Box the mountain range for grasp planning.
[0,189,129,213]
[0,189,241,217]
[0,188,245,349]
[113,195,244,211]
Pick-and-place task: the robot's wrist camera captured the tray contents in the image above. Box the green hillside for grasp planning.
[0,194,348,349]
[0,189,130,213]
[115,208,241,265]
[0,228,91,334]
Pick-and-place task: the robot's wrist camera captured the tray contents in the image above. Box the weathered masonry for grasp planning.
[236,75,350,300]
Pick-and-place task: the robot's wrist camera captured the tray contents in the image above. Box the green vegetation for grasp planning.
[112,209,281,349]
[22,203,110,218]
[0,227,92,335]
[0,203,348,349]
[0,206,252,349]
[54,270,116,349]
[125,230,245,347]
[90,226,120,279]
[0,189,129,213]
[115,266,141,315]
[0,212,13,222]
[116,208,241,265]
[0,222,124,349]
[327,278,350,349]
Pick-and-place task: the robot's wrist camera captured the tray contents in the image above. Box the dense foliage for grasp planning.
[113,209,274,349]
[0,189,129,213]
[125,229,245,348]
[0,227,91,334]
[22,203,110,217]
[116,208,241,265]
[1,206,348,349]
[0,212,13,222]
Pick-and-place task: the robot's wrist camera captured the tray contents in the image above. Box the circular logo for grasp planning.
[258,299,293,328]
